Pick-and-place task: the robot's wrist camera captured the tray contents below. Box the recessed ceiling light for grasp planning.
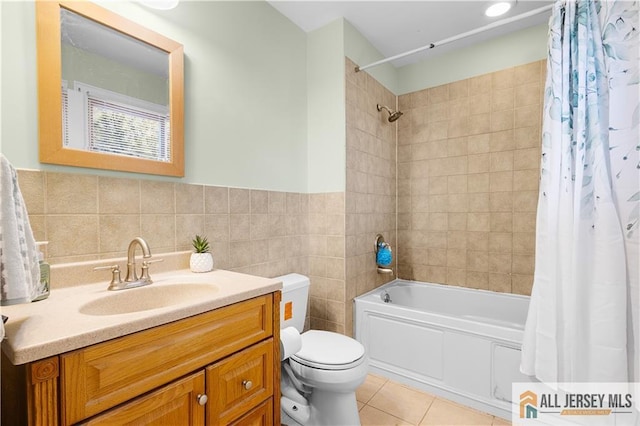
[485,1,514,17]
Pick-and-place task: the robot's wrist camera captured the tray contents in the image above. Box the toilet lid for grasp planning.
[291,330,365,369]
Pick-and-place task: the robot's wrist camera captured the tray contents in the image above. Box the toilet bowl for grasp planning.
[277,274,368,426]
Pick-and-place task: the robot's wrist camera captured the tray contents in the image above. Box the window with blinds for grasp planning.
[61,81,170,162]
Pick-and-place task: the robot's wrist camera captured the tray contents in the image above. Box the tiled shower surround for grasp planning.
[396,60,544,295]
[15,58,543,337]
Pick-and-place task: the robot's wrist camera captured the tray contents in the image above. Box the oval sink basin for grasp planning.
[79,284,219,316]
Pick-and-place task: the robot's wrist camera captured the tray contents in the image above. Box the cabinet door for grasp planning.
[80,371,206,426]
[228,399,273,426]
[206,339,274,425]
[62,295,272,424]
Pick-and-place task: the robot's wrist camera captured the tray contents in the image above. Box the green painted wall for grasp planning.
[0,0,548,192]
[306,19,345,193]
[343,20,398,95]
[397,24,548,94]
[1,0,308,192]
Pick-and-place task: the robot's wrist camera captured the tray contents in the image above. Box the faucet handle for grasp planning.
[93,265,123,287]
[141,258,163,282]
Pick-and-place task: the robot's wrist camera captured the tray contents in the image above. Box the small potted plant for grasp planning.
[190,235,214,273]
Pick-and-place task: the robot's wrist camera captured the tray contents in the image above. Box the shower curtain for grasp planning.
[521,0,639,383]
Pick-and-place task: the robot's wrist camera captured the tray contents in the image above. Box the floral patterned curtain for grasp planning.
[521,0,639,382]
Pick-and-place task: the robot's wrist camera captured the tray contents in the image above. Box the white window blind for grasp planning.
[87,95,170,162]
[62,83,69,147]
[61,82,170,162]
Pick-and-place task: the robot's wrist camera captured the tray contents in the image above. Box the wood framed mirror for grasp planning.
[36,1,184,176]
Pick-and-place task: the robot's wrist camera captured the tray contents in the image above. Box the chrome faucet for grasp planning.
[94,237,162,290]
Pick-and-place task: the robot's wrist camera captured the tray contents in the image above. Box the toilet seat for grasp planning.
[290,330,365,371]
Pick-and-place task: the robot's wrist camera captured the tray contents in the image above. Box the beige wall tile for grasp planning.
[515,126,541,149]
[512,274,534,295]
[448,213,467,231]
[467,251,489,273]
[469,73,492,94]
[229,188,250,213]
[491,88,514,112]
[229,214,250,241]
[99,215,141,254]
[513,191,538,212]
[204,186,228,214]
[141,181,175,214]
[468,173,490,193]
[468,113,491,135]
[492,68,514,89]
[467,134,490,154]
[250,190,268,213]
[489,192,512,212]
[468,154,489,174]
[489,253,512,274]
[99,177,140,214]
[514,148,541,170]
[469,95,491,115]
[142,214,175,252]
[466,271,489,290]
[46,172,97,214]
[468,232,489,251]
[205,214,229,243]
[175,183,204,215]
[489,273,512,293]
[467,213,490,232]
[489,232,512,253]
[489,171,513,192]
[490,110,514,132]
[468,193,490,212]
[47,215,98,258]
[490,151,514,172]
[513,212,537,232]
[228,240,252,269]
[515,61,542,85]
[175,214,204,250]
[513,169,539,191]
[17,169,45,214]
[268,191,286,214]
[490,130,515,152]
[491,212,513,232]
[515,83,541,107]
[513,254,535,274]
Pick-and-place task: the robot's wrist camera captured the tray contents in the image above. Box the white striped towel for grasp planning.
[0,155,39,305]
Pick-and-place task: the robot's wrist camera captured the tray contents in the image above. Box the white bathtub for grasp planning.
[354,279,534,419]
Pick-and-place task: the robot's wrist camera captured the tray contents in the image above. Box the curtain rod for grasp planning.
[355,4,553,72]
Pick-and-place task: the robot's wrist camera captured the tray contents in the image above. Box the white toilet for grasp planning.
[277,273,368,426]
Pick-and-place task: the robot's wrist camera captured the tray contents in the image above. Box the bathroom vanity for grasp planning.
[0,269,282,426]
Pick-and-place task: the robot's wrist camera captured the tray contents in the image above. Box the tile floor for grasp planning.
[356,374,512,426]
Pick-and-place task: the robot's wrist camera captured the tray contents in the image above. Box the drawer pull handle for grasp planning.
[242,380,253,390]
[196,394,208,405]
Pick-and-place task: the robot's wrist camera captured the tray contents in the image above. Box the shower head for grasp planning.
[377,104,403,122]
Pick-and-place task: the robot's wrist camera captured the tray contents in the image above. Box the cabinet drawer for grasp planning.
[207,339,274,425]
[61,295,273,425]
[229,398,273,426]
[80,371,206,426]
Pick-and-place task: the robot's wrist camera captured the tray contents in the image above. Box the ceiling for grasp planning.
[267,1,553,68]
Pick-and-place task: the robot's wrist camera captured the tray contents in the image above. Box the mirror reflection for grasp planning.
[61,8,170,163]
[37,1,184,176]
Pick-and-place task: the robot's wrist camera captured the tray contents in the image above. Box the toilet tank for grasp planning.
[276,273,309,332]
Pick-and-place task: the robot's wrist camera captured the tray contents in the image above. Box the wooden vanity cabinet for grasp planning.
[1,292,281,426]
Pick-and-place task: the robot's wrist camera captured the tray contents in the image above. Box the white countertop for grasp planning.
[0,269,281,365]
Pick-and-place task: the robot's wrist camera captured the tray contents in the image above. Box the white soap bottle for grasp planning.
[33,241,50,302]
